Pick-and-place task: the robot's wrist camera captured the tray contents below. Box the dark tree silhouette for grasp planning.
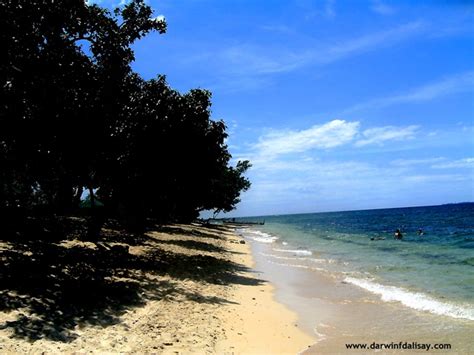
[0,0,250,235]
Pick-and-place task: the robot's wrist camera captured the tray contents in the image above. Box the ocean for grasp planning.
[235,203,474,351]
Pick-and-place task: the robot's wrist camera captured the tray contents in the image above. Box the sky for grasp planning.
[92,0,474,217]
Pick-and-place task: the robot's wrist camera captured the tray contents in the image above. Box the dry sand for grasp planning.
[0,222,314,354]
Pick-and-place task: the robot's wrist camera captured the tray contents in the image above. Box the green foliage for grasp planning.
[80,194,104,209]
[0,0,250,229]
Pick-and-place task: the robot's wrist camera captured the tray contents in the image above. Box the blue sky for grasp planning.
[93,0,473,217]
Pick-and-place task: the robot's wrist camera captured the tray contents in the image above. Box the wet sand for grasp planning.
[215,235,315,354]
[247,239,474,354]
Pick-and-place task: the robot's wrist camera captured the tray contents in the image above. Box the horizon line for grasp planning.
[220,201,474,219]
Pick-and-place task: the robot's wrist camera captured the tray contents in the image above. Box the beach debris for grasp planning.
[239,240,246,244]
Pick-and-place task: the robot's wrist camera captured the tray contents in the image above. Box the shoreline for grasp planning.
[0,222,315,353]
[240,226,474,354]
[216,228,316,354]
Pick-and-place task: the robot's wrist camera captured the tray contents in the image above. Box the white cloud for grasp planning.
[370,0,396,15]
[346,71,474,113]
[393,71,474,101]
[403,174,468,183]
[432,158,474,169]
[218,45,305,75]
[183,21,426,85]
[321,21,424,63]
[325,0,336,18]
[260,25,294,34]
[355,125,420,147]
[152,15,165,22]
[254,119,359,158]
[243,120,423,165]
[238,120,424,178]
[233,120,473,216]
[391,157,445,166]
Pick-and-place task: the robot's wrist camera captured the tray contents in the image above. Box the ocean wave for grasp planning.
[260,252,311,261]
[273,248,312,256]
[260,252,330,264]
[344,277,474,321]
[267,260,326,272]
[243,230,278,243]
[461,257,474,266]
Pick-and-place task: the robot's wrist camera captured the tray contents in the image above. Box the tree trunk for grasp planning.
[72,186,83,209]
[89,186,95,208]
[57,173,74,213]
[86,186,102,241]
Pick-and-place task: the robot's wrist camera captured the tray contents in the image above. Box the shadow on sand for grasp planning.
[0,219,263,342]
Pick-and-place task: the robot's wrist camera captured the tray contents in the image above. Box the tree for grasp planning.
[0,0,166,211]
[105,76,251,225]
[0,0,250,235]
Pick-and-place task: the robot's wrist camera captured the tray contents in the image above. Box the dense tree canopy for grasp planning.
[0,0,250,232]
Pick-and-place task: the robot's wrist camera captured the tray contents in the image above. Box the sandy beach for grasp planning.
[0,222,314,353]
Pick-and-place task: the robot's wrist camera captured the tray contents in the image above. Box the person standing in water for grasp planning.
[394,229,403,240]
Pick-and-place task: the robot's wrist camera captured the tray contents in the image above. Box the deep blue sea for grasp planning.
[237,203,474,321]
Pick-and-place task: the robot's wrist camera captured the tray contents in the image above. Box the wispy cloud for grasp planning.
[260,24,295,34]
[387,157,474,169]
[370,0,396,15]
[403,174,468,183]
[309,21,425,66]
[217,45,306,75]
[325,0,336,19]
[235,119,472,215]
[320,21,424,64]
[345,71,474,113]
[253,120,359,158]
[296,0,338,21]
[390,71,474,101]
[241,120,422,169]
[355,125,420,147]
[183,21,427,88]
[391,157,445,166]
[432,158,474,169]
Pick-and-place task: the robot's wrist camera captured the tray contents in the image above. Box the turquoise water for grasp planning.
[237,203,474,321]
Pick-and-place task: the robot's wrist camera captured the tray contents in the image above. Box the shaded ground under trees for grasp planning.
[0,221,263,343]
[0,1,254,345]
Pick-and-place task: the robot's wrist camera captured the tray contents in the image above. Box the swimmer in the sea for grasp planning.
[394,229,403,240]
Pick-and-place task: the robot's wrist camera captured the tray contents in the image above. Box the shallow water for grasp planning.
[237,203,474,352]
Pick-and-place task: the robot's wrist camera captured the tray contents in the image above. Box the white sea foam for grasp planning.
[259,252,310,261]
[344,277,474,321]
[267,260,326,272]
[273,248,312,256]
[243,230,278,243]
[260,252,329,264]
